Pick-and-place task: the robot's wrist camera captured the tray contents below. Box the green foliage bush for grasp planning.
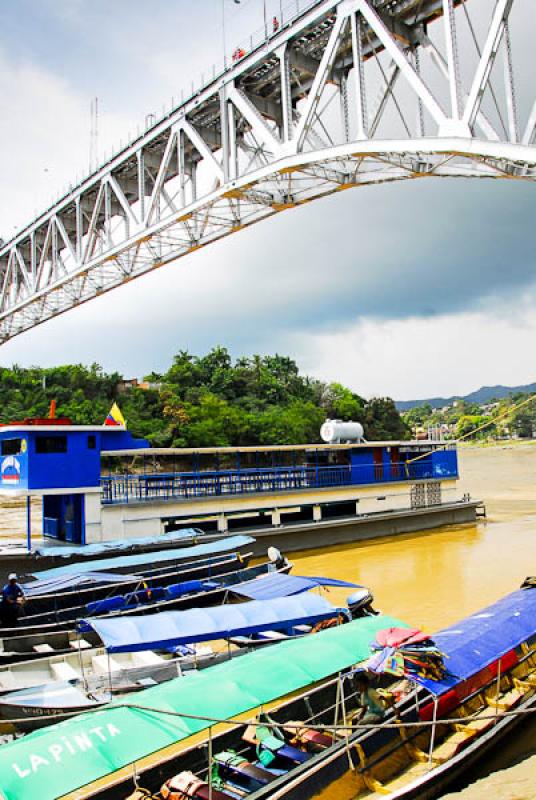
[0,348,409,446]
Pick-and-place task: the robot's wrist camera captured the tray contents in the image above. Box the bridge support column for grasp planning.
[219,86,230,182]
[350,11,367,139]
[278,44,293,144]
[137,150,146,220]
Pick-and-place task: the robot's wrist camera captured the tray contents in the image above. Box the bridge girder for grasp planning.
[0,0,535,342]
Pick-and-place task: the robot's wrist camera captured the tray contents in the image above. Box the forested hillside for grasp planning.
[396,381,536,411]
[402,392,536,440]
[0,348,408,446]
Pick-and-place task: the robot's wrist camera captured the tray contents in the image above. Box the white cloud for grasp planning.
[0,45,134,235]
[292,301,536,400]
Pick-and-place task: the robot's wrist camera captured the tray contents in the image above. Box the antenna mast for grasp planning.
[89,97,99,171]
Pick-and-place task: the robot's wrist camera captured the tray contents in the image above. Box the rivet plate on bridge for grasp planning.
[222,189,245,199]
[278,166,300,175]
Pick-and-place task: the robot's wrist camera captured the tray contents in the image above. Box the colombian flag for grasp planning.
[104,402,126,427]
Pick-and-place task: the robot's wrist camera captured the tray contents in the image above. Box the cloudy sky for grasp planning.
[0,0,535,401]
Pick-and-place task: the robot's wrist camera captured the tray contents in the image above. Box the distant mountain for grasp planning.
[396,382,536,411]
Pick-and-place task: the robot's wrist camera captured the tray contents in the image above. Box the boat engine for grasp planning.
[347,588,378,618]
[268,546,288,570]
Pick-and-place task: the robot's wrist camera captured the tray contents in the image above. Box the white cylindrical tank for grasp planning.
[320,419,364,444]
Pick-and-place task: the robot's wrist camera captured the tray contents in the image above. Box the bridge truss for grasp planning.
[0,0,535,342]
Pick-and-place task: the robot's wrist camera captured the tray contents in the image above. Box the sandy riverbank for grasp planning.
[441,753,536,799]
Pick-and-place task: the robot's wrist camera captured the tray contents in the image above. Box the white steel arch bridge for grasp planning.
[0,0,535,343]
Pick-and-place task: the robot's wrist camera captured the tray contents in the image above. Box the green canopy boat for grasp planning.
[0,614,405,800]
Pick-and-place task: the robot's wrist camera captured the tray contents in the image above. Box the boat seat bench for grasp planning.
[51,662,81,681]
[484,687,525,710]
[132,651,166,667]
[70,639,92,650]
[92,655,123,674]
[453,717,494,735]
[33,643,54,653]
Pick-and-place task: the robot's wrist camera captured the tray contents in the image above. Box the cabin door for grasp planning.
[390,447,400,480]
[373,448,383,480]
[43,494,84,543]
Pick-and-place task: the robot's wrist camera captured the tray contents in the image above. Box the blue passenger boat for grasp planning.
[0,575,362,703]
[0,419,481,565]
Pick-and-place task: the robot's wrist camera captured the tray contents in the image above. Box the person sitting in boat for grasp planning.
[0,573,25,627]
[353,672,386,724]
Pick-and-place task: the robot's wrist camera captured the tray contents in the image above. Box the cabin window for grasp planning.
[0,438,22,456]
[35,435,68,454]
[87,435,96,450]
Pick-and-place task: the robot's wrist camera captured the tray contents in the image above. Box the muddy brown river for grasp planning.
[290,444,536,797]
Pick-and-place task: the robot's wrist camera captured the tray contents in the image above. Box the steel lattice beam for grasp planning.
[0,0,535,342]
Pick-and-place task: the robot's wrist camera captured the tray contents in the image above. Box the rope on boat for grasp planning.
[406,391,536,466]
[3,701,536,728]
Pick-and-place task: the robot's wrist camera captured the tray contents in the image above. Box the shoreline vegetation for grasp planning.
[402,392,536,442]
[0,348,407,447]
[459,438,536,448]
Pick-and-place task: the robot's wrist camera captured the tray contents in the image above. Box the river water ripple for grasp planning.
[290,444,536,797]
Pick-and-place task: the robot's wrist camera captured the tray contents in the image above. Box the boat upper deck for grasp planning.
[100,441,458,505]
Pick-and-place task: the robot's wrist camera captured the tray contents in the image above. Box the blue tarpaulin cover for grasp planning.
[231,572,360,600]
[33,528,202,558]
[82,594,345,652]
[22,572,140,597]
[418,587,536,695]
[30,535,254,580]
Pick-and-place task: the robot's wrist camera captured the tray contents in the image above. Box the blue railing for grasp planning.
[101,460,458,505]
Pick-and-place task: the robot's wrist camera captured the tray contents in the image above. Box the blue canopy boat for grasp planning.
[32,527,212,559]
[29,535,255,580]
[0,593,351,731]
[4,536,260,635]
[80,590,351,652]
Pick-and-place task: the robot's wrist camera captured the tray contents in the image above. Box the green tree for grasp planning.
[321,382,366,421]
[455,415,487,439]
[364,398,409,440]
[0,349,408,446]
[402,403,433,429]
[511,410,533,438]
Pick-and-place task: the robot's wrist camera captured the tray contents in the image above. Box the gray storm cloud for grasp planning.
[3,176,534,378]
[0,0,535,396]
